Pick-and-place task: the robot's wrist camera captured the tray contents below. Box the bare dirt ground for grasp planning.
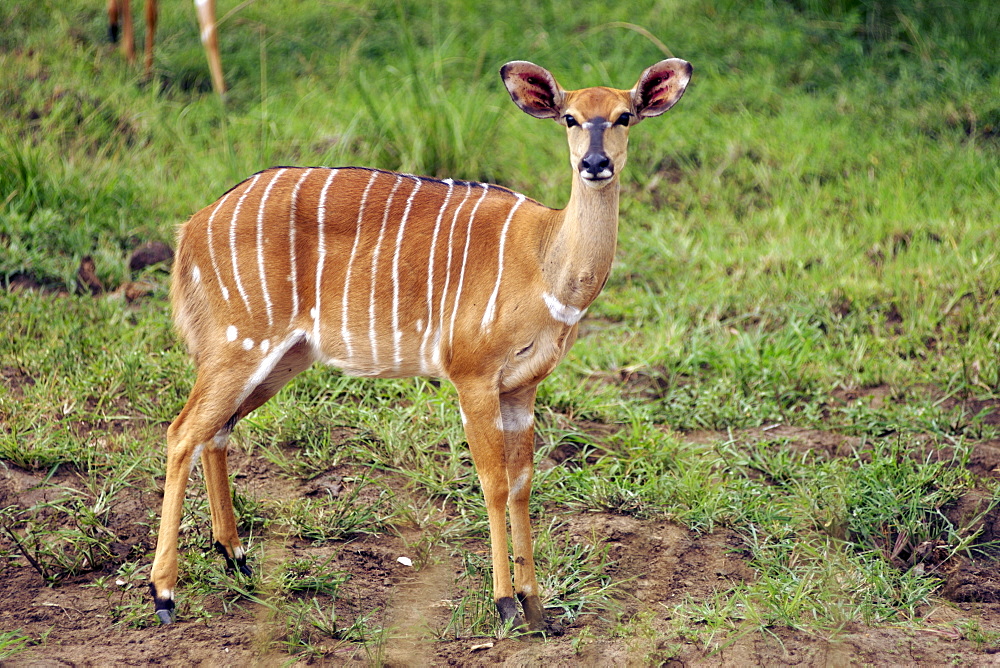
[5,422,1000,666]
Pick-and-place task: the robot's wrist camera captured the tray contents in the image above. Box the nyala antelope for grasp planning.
[107,0,225,95]
[151,58,692,629]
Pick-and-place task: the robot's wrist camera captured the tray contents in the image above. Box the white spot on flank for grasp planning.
[260,339,270,353]
[226,325,237,342]
[542,292,586,326]
[192,265,202,284]
[243,338,254,350]
[481,193,525,330]
[234,330,310,407]
[342,171,379,358]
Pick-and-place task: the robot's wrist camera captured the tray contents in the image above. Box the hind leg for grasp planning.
[151,338,312,623]
[201,340,314,578]
[149,366,247,624]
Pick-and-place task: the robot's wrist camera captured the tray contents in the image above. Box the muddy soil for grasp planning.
[4,424,1000,666]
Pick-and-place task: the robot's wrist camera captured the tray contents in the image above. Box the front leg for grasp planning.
[454,381,519,625]
[501,385,544,631]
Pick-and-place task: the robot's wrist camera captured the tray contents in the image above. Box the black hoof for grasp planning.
[108,23,120,44]
[149,584,175,625]
[496,596,519,625]
[516,592,547,634]
[214,541,252,577]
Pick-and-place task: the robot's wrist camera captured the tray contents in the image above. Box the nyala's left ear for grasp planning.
[631,59,693,120]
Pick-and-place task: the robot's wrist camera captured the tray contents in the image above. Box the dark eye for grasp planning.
[614,112,632,127]
[563,115,579,128]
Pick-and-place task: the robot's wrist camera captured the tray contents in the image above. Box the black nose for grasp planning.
[581,152,611,177]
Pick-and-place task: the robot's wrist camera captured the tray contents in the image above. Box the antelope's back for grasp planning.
[172,167,551,378]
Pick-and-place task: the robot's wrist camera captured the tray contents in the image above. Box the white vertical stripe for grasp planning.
[480,193,525,330]
[391,177,422,369]
[230,173,264,314]
[436,183,473,369]
[449,184,490,349]
[288,168,313,324]
[368,174,405,368]
[206,187,237,301]
[256,169,286,329]
[342,170,380,359]
[312,169,339,347]
[420,179,454,374]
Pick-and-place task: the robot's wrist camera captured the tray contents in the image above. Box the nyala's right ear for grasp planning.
[500,61,566,120]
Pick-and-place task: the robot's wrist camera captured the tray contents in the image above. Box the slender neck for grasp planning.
[541,172,621,309]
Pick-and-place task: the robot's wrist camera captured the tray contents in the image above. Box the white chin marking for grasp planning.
[542,292,585,326]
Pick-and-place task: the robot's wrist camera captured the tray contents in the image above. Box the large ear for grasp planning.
[500,61,566,120]
[631,59,693,119]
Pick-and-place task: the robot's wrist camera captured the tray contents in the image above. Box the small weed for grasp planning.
[958,620,1000,651]
[0,630,33,660]
[279,475,393,542]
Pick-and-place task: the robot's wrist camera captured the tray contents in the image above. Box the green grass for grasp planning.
[2,0,1000,660]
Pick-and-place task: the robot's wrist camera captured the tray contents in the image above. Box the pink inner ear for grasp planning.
[647,72,673,104]
[520,74,553,106]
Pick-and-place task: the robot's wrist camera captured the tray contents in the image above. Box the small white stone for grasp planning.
[397,556,413,567]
